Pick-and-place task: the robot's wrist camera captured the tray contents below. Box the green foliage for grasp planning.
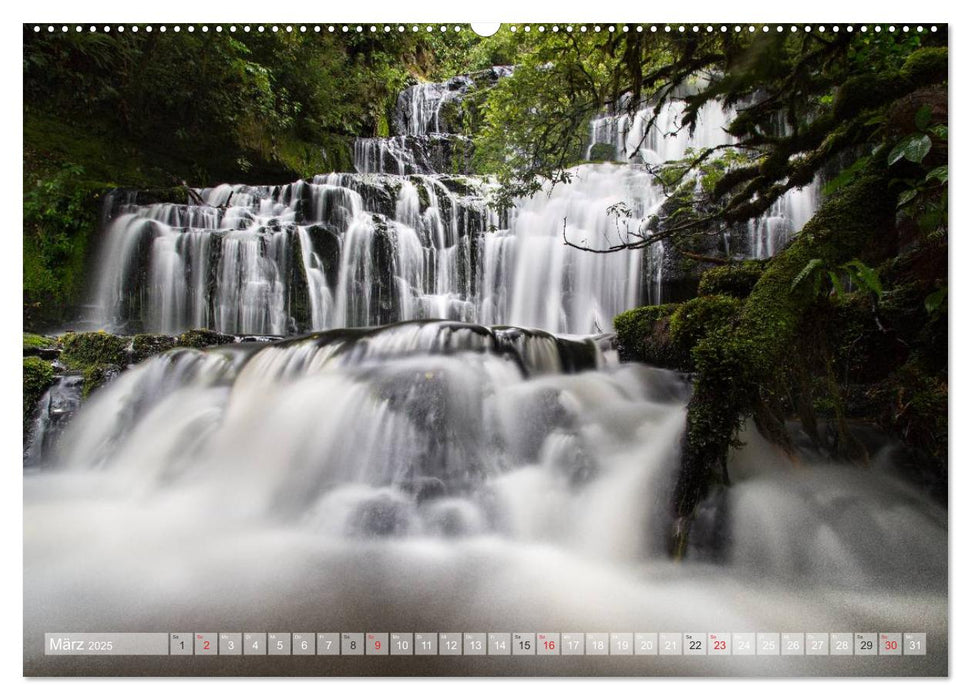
[697,261,766,298]
[472,31,625,202]
[790,258,883,299]
[23,357,55,425]
[23,161,106,325]
[471,27,946,235]
[889,104,948,239]
[925,286,947,315]
[23,28,481,184]
[888,133,932,166]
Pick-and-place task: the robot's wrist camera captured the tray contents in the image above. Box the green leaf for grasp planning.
[925,287,947,314]
[926,165,948,184]
[827,270,844,299]
[888,134,932,166]
[790,258,824,292]
[843,260,883,295]
[929,125,948,140]
[915,104,933,131]
[823,156,868,196]
[897,189,918,208]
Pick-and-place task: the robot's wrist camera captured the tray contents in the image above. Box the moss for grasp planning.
[613,304,685,368]
[697,261,767,298]
[411,177,431,211]
[670,296,742,369]
[23,333,57,352]
[131,334,178,363]
[23,356,55,426]
[178,329,236,349]
[59,331,130,370]
[275,132,353,178]
[81,364,122,399]
[900,47,949,87]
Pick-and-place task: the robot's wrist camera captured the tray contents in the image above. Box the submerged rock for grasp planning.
[345,493,415,538]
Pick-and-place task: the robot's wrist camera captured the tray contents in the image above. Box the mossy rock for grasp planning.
[23,333,56,351]
[59,331,130,371]
[23,333,60,359]
[178,329,236,349]
[81,364,122,398]
[23,356,55,424]
[613,304,686,368]
[410,178,431,211]
[670,295,743,370]
[697,261,767,299]
[132,334,178,363]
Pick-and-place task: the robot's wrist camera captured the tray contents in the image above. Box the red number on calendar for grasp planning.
[714,641,726,650]
[375,641,381,650]
[885,640,898,650]
[545,641,555,650]
[203,641,210,650]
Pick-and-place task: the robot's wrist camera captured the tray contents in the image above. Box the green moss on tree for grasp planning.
[614,304,685,369]
[697,261,767,298]
[669,296,742,369]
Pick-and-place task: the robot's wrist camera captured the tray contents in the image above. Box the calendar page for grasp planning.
[21,17,948,679]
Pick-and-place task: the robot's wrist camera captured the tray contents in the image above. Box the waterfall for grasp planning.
[586,95,822,287]
[90,77,826,337]
[25,322,946,672]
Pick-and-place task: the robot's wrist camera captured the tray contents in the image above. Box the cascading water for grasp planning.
[24,321,946,674]
[90,80,822,336]
[91,166,662,336]
[586,94,822,270]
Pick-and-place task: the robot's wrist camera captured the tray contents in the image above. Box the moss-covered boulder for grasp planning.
[58,331,131,398]
[613,304,686,368]
[23,356,54,427]
[697,261,767,299]
[23,332,60,359]
[131,333,177,363]
[59,331,130,370]
[178,329,236,349]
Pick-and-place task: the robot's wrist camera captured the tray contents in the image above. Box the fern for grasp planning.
[790,258,824,292]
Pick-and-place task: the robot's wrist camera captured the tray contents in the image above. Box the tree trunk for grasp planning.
[669,158,898,558]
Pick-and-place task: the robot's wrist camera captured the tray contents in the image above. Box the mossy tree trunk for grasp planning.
[671,160,899,556]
